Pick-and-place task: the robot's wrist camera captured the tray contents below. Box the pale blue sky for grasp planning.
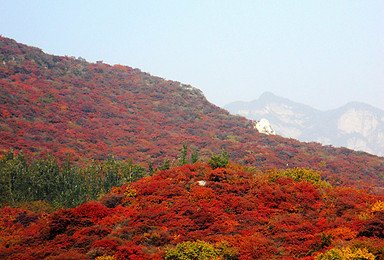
[1,1,383,110]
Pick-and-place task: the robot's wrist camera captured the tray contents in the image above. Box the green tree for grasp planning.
[0,151,146,209]
[191,150,199,164]
[148,160,154,175]
[209,151,230,170]
[179,141,189,166]
[158,157,171,171]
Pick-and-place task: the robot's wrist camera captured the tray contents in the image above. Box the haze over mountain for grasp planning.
[225,92,384,157]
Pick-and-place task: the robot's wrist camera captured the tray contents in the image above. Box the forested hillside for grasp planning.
[1,36,384,190]
[2,36,384,260]
[0,36,258,163]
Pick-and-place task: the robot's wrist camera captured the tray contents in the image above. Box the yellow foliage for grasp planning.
[371,200,384,212]
[358,212,374,221]
[124,185,137,198]
[95,255,116,260]
[165,240,219,260]
[358,200,384,220]
[110,186,123,194]
[341,247,375,260]
[268,167,330,188]
[316,246,375,260]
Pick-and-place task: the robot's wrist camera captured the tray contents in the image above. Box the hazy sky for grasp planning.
[1,1,383,110]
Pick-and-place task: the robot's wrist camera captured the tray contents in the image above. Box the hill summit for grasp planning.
[1,36,384,189]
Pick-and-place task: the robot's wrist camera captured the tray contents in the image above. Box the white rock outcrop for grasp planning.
[197,180,207,186]
[254,119,276,135]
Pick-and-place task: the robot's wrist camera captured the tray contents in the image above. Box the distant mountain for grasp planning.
[224,92,384,156]
[2,36,384,189]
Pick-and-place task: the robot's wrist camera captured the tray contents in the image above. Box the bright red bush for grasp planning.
[114,243,149,260]
[72,201,110,222]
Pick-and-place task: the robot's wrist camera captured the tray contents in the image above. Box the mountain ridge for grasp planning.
[1,36,384,189]
[224,92,384,156]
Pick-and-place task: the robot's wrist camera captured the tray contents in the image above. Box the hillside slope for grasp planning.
[1,163,384,259]
[1,36,384,189]
[224,92,384,156]
[0,36,254,163]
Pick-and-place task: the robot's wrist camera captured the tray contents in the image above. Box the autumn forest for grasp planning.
[1,36,384,259]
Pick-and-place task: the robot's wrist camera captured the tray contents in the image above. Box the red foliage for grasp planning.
[229,233,278,260]
[1,163,384,259]
[359,211,384,238]
[0,36,384,191]
[100,193,124,208]
[45,251,89,260]
[46,209,79,239]
[2,36,384,259]
[72,201,110,223]
[72,225,111,240]
[115,243,149,260]
[92,238,120,253]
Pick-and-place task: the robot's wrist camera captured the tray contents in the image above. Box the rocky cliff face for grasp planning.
[225,92,384,156]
